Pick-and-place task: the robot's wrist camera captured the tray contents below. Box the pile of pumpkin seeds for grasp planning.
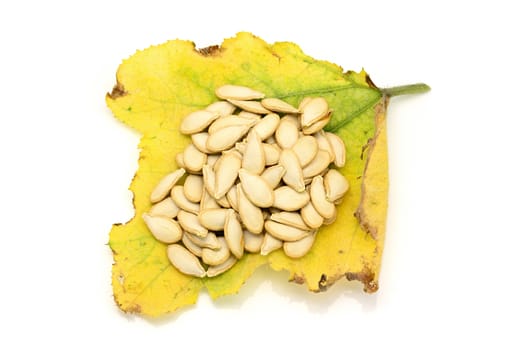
[143,85,349,278]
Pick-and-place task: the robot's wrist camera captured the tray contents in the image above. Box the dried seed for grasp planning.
[281,115,301,128]
[182,233,203,257]
[244,230,264,253]
[206,124,250,153]
[227,99,271,114]
[310,176,335,219]
[273,186,310,211]
[314,131,335,162]
[150,168,185,203]
[208,115,257,134]
[302,111,331,135]
[263,143,281,165]
[202,164,216,196]
[237,185,264,234]
[324,169,349,202]
[270,211,310,231]
[206,154,220,168]
[207,256,237,277]
[300,202,324,229]
[216,195,231,208]
[214,152,241,199]
[325,132,346,167]
[283,232,316,258]
[276,120,299,149]
[239,169,274,208]
[175,153,185,169]
[200,188,220,211]
[260,234,283,256]
[251,113,280,140]
[202,237,231,266]
[261,165,286,189]
[177,210,208,237]
[191,132,211,154]
[142,213,182,244]
[226,185,239,211]
[180,110,219,135]
[215,85,265,100]
[198,208,229,231]
[292,135,318,167]
[224,209,244,259]
[238,111,261,121]
[171,186,200,214]
[167,244,206,277]
[323,209,337,225]
[183,174,204,203]
[302,150,332,178]
[183,144,207,173]
[185,231,220,249]
[205,100,236,117]
[279,149,305,192]
[300,97,329,127]
[149,197,180,218]
[261,98,299,114]
[264,220,310,242]
[298,97,312,112]
[242,131,265,174]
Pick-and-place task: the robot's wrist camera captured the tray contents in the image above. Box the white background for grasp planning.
[1,0,524,348]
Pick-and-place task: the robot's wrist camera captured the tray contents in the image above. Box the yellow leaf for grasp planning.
[107,32,426,317]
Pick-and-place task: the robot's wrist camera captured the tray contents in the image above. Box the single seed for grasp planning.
[205,100,236,117]
[263,143,281,165]
[237,185,264,234]
[244,230,264,253]
[224,209,244,259]
[292,135,318,167]
[261,165,286,189]
[227,99,271,114]
[261,98,299,114]
[202,237,231,266]
[183,174,204,203]
[202,164,216,197]
[198,208,229,231]
[171,186,200,214]
[260,234,283,256]
[302,150,332,178]
[298,97,312,112]
[200,188,220,211]
[283,232,316,258]
[149,197,180,218]
[150,168,186,203]
[182,233,203,257]
[251,113,280,140]
[242,131,265,174]
[206,124,250,153]
[191,132,211,154]
[180,110,219,135]
[324,169,349,202]
[208,115,257,134]
[167,244,206,278]
[264,220,310,242]
[238,111,262,121]
[300,97,329,127]
[281,115,301,129]
[301,111,331,135]
[239,169,274,208]
[177,210,208,237]
[273,186,310,211]
[300,202,324,229]
[325,132,346,167]
[142,213,182,244]
[214,152,241,199]
[226,185,239,211]
[215,85,265,100]
[275,120,299,149]
[185,231,220,249]
[206,154,220,168]
[175,153,185,169]
[314,131,335,162]
[279,149,305,192]
[207,256,237,278]
[270,211,310,231]
[183,144,207,173]
[310,176,336,219]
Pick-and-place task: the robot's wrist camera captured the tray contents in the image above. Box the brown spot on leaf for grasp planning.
[196,45,221,56]
[125,303,142,314]
[108,82,127,99]
[318,274,328,292]
[346,267,378,293]
[365,74,378,89]
[291,274,305,284]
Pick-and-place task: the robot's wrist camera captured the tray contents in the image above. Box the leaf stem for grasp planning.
[381,83,430,97]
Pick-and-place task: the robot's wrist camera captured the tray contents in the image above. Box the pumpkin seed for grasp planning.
[200,188,220,211]
[182,233,203,257]
[242,131,265,174]
[149,197,180,218]
[185,231,220,249]
[251,113,280,140]
[208,115,257,134]
[205,100,236,117]
[279,149,305,192]
[264,220,310,242]
[170,186,200,214]
[215,85,265,100]
[175,153,186,169]
[183,144,207,173]
[261,98,299,114]
[183,174,204,203]
[276,119,299,149]
[270,211,310,231]
[261,165,286,189]
[298,97,312,112]
[180,110,219,135]
[300,202,324,229]
[214,151,241,198]
[226,185,239,211]
[300,97,329,127]
[273,186,310,211]
[202,237,231,266]
[301,111,331,135]
[244,230,264,253]
[150,168,185,203]
[283,232,316,258]
[314,131,335,162]
[206,256,237,277]
[142,213,182,244]
[228,99,271,114]
[292,135,318,167]
[238,111,262,121]
[224,209,244,259]
[206,124,250,153]
[263,143,281,165]
[198,208,229,231]
[324,169,349,202]
[167,244,206,277]
[310,176,335,219]
[239,169,274,208]
[177,210,208,237]
[191,132,210,154]
[302,150,331,178]
[325,132,346,167]
[260,234,283,256]
[237,184,264,234]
